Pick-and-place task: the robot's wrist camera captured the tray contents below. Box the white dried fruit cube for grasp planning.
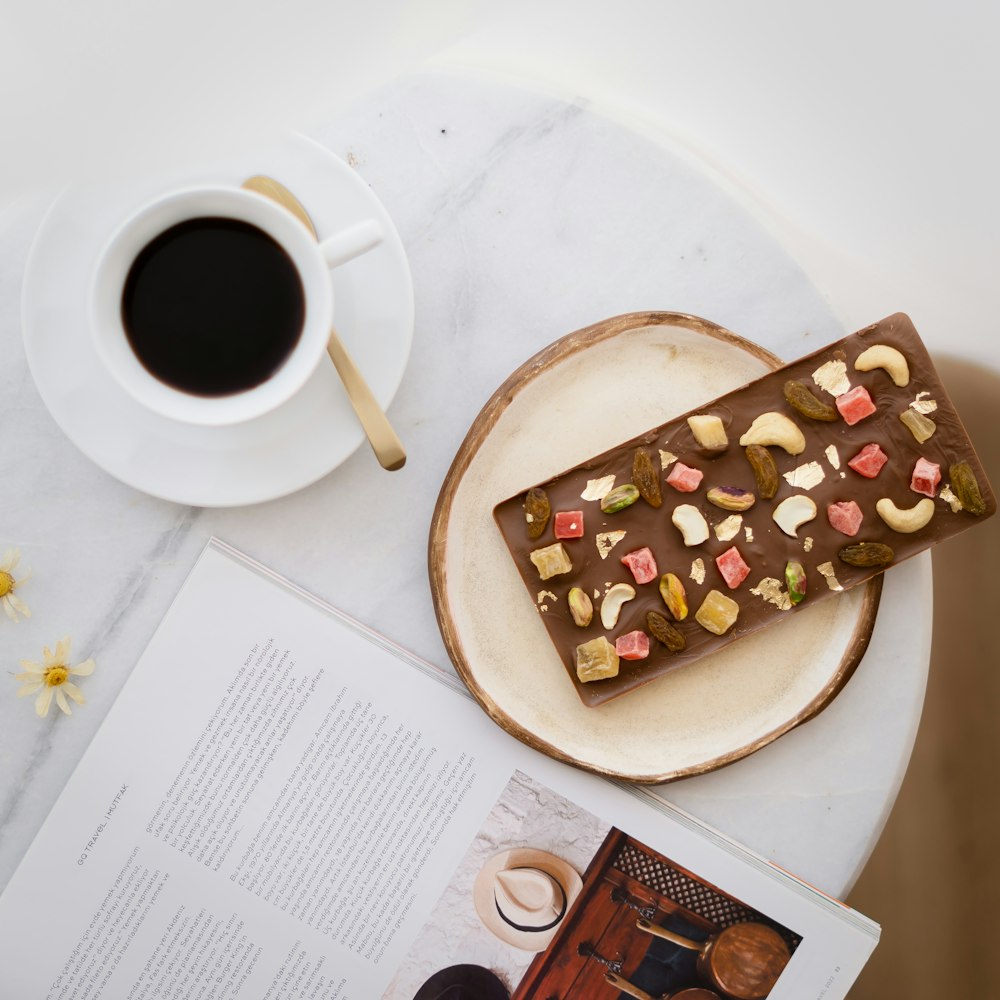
[687,414,728,450]
[575,636,620,682]
[695,590,740,635]
[529,542,573,580]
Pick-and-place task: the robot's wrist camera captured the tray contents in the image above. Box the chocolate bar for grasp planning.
[493,314,995,707]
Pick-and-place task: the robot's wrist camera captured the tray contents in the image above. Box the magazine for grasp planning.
[0,540,878,999]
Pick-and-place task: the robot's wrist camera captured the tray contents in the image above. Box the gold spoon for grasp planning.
[242,175,406,471]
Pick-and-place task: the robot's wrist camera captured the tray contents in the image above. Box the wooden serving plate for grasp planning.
[429,313,881,784]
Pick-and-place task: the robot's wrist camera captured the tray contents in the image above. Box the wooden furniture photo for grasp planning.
[513,830,797,999]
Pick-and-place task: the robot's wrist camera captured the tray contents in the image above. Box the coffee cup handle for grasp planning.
[319,219,384,269]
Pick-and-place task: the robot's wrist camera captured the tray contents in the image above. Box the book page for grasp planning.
[0,540,877,999]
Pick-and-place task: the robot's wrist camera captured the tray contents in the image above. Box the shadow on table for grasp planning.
[846,355,1000,998]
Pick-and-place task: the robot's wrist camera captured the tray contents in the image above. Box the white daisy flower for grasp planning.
[0,548,31,622]
[15,637,95,718]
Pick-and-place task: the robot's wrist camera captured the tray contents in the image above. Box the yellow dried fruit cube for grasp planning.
[695,589,740,636]
[575,636,620,683]
[529,542,573,580]
[899,408,936,443]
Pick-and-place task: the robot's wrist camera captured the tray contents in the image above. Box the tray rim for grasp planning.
[428,310,882,784]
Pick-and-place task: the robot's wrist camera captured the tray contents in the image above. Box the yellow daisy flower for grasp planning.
[15,637,95,718]
[0,548,31,622]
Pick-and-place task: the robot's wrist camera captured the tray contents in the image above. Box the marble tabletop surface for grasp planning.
[0,72,931,901]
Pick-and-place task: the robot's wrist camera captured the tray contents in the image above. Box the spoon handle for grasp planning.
[326,329,406,471]
[242,176,406,472]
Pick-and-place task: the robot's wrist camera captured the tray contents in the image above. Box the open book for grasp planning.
[0,540,878,999]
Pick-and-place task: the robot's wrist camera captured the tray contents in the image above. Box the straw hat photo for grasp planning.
[473,847,583,952]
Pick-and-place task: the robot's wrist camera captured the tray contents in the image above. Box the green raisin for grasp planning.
[783,379,838,421]
[838,542,894,568]
[646,611,686,652]
[633,448,663,508]
[950,461,987,516]
[745,444,779,500]
[524,487,551,539]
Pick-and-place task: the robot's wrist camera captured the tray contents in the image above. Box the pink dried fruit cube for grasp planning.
[827,500,864,536]
[615,630,650,661]
[621,546,658,584]
[848,443,889,478]
[910,457,941,498]
[554,510,585,539]
[715,546,750,589]
[835,385,877,425]
[665,462,704,493]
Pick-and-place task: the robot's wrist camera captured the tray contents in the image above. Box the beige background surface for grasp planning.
[847,358,1000,997]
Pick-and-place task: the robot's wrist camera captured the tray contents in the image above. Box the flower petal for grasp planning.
[2,598,17,622]
[70,658,96,677]
[17,681,43,697]
[18,660,44,675]
[35,687,54,718]
[1,549,17,572]
[55,688,72,715]
[54,637,72,663]
[63,682,86,705]
[7,593,30,618]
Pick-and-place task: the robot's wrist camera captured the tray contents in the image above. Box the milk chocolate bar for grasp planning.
[493,314,995,707]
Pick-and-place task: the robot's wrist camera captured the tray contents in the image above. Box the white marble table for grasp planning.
[0,73,930,900]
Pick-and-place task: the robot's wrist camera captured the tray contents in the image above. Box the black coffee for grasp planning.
[121,217,305,396]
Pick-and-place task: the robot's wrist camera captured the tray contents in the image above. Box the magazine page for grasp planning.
[0,540,877,999]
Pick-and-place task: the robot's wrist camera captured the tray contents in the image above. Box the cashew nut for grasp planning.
[855,344,910,387]
[875,497,935,533]
[687,414,729,451]
[738,412,806,455]
[772,495,817,537]
[600,582,636,629]
[671,504,710,546]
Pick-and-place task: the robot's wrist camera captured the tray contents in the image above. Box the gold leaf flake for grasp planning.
[812,359,851,396]
[536,590,557,605]
[782,461,826,490]
[659,450,678,470]
[817,562,844,592]
[825,444,841,469]
[803,536,814,552]
[581,475,616,501]
[714,514,743,541]
[940,484,963,512]
[595,530,627,560]
[749,578,792,611]
[910,391,938,415]
[690,558,706,584]
[744,525,754,543]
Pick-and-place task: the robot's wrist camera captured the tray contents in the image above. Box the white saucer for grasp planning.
[22,133,414,507]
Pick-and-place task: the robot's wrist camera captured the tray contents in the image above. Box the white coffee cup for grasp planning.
[90,186,383,426]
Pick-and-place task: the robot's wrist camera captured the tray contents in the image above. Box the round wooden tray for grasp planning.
[429,312,881,784]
